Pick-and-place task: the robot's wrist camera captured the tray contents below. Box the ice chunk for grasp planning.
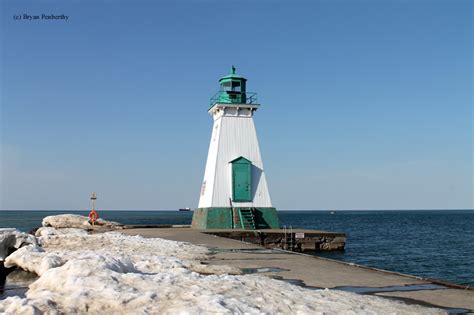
[0,296,41,314]
[0,229,37,262]
[4,245,63,276]
[42,214,122,229]
[35,227,88,238]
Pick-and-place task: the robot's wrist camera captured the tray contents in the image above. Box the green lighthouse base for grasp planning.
[191,207,279,230]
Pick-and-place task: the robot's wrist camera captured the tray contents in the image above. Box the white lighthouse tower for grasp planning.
[192,67,279,229]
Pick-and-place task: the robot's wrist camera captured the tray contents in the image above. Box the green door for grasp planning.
[231,157,252,202]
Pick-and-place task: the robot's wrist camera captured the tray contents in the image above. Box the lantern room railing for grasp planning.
[209,91,258,107]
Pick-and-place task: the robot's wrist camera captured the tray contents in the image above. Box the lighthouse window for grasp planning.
[221,81,231,91]
[231,81,241,92]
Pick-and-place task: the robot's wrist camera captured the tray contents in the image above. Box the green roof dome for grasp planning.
[219,66,247,82]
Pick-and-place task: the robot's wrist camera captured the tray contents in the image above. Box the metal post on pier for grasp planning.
[289,225,293,251]
[89,192,99,226]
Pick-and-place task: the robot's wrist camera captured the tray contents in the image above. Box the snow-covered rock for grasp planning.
[4,245,63,276]
[35,226,88,238]
[0,229,37,262]
[41,214,122,229]
[0,227,445,314]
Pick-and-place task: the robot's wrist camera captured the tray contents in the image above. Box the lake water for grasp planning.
[1,209,472,286]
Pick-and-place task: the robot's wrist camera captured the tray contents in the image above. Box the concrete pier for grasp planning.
[121,227,474,313]
[201,229,346,252]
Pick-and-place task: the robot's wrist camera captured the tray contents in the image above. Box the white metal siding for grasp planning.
[198,106,272,208]
[198,120,221,208]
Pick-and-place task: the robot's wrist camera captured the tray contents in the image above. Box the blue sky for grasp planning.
[1,0,472,210]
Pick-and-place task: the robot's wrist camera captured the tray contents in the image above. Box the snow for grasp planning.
[0,229,36,262]
[0,216,446,314]
[35,226,88,238]
[41,214,122,229]
[4,245,64,276]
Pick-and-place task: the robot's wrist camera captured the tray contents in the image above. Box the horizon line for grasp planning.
[1,209,473,212]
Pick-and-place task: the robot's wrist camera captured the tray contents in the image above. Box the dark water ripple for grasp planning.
[0,210,472,286]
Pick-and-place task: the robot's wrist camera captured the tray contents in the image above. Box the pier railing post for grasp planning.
[289,226,293,251]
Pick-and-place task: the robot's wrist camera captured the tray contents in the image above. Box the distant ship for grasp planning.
[179,207,192,211]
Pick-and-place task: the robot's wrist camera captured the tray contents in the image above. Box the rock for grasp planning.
[320,241,345,251]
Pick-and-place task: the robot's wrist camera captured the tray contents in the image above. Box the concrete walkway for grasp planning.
[122,228,474,313]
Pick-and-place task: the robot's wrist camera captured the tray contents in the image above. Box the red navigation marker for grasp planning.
[89,209,99,225]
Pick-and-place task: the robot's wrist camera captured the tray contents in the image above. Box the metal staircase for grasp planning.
[238,208,256,230]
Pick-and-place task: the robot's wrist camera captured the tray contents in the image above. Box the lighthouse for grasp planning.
[192,67,279,229]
